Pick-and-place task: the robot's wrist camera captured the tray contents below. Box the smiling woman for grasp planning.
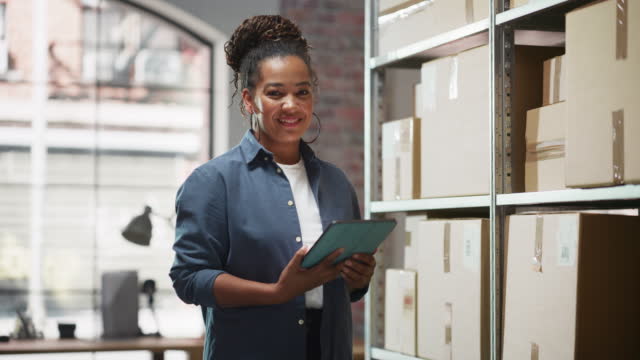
[170,15,375,360]
[242,55,314,164]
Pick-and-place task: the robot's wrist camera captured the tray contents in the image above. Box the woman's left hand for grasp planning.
[341,252,376,292]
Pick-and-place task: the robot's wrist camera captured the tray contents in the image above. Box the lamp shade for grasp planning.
[121,206,153,246]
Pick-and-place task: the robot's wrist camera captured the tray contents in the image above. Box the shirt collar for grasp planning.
[239,130,317,165]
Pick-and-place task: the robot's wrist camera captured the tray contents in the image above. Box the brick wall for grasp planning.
[279,0,366,344]
[280,0,365,213]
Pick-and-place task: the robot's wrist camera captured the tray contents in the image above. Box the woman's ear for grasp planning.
[241,88,254,114]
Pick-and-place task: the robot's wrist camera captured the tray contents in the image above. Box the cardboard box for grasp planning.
[503,213,640,359]
[404,214,427,271]
[416,219,489,360]
[525,102,567,192]
[566,0,640,187]
[384,68,420,122]
[511,46,565,193]
[383,117,421,200]
[510,0,529,8]
[542,55,566,106]
[379,0,415,15]
[385,269,417,356]
[378,0,489,55]
[419,45,490,198]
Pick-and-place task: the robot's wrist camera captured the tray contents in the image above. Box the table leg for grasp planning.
[152,351,164,360]
[187,349,203,360]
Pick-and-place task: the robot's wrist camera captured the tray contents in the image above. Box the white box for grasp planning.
[420,45,490,198]
[385,269,417,356]
[416,219,489,360]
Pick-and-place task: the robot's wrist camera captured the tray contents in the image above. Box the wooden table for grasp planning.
[0,337,203,360]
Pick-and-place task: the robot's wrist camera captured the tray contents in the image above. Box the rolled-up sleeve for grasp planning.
[170,168,228,309]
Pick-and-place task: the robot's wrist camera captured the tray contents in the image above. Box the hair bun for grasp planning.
[225,15,309,73]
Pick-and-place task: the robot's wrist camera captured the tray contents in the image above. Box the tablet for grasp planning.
[301,219,397,269]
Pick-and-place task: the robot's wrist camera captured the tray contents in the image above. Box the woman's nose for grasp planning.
[282,95,297,111]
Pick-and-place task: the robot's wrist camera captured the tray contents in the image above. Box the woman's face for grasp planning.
[243,55,314,150]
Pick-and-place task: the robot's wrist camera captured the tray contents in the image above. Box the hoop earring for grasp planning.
[250,113,261,141]
[303,112,321,144]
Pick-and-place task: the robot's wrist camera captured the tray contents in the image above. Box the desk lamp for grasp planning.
[121,205,174,337]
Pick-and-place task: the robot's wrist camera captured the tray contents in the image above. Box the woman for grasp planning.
[170,15,375,360]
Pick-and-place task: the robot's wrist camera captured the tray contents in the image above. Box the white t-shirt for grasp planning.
[277,158,324,308]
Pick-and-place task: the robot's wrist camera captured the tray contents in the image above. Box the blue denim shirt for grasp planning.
[170,130,367,360]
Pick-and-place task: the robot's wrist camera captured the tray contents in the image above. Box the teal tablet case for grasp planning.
[301,219,397,269]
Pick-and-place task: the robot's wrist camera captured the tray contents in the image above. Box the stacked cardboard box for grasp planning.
[416,219,489,360]
[385,269,417,356]
[525,102,567,192]
[382,118,421,201]
[419,45,490,198]
[503,213,640,359]
[566,0,639,187]
[378,0,489,55]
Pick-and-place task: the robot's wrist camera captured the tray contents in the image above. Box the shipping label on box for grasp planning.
[566,0,640,187]
[542,55,566,106]
[420,45,490,198]
[416,219,489,360]
[383,117,421,201]
[385,269,417,356]
[525,102,567,192]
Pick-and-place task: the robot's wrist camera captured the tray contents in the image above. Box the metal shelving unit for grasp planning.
[363,1,640,360]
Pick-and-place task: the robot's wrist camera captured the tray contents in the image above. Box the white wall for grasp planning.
[162,0,280,151]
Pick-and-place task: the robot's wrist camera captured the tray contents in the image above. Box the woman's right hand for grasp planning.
[274,246,345,303]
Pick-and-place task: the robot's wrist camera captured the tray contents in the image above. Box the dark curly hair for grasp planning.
[224,15,318,115]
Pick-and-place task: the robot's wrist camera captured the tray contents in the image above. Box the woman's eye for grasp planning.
[267,91,282,97]
[298,90,310,96]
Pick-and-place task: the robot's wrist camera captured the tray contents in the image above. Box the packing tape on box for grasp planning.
[612,110,625,184]
[531,342,540,360]
[422,63,437,113]
[393,121,413,199]
[616,0,628,60]
[525,139,565,162]
[465,0,474,23]
[445,302,453,360]
[444,222,451,273]
[531,216,543,272]
[552,57,562,104]
[449,57,459,100]
[378,0,433,26]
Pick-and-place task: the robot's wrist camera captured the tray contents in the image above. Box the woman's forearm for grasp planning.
[213,273,284,308]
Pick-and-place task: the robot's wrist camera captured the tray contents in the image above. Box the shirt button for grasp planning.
[276,168,282,174]
[287,200,294,206]
[296,236,302,242]
[298,319,304,326]
[264,156,268,161]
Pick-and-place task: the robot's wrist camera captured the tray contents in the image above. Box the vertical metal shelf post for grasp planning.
[488,0,499,359]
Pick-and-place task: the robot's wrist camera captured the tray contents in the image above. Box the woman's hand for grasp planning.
[341,252,376,292]
[274,246,345,304]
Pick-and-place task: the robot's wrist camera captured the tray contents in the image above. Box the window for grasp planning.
[0,0,215,354]
[0,3,7,74]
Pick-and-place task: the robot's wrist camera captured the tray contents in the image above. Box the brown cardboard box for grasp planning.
[385,269,417,356]
[503,213,640,359]
[379,0,415,15]
[383,118,421,200]
[416,219,489,360]
[525,102,567,192]
[419,45,489,198]
[542,55,566,106]
[378,0,489,55]
[384,69,421,121]
[511,46,564,193]
[510,0,529,8]
[566,0,640,187]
